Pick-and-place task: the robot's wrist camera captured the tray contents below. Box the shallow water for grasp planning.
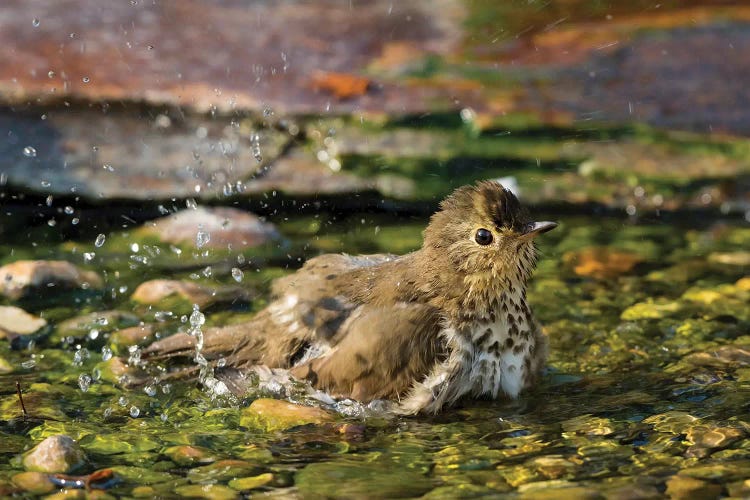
[1,206,748,498]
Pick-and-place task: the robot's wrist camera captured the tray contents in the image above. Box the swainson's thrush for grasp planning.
[144,181,557,414]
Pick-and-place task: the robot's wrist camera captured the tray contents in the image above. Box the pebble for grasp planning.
[0,305,47,339]
[0,260,102,299]
[22,435,86,474]
[143,207,278,250]
[239,398,336,432]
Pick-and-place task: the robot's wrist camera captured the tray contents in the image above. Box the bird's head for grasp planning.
[423,181,556,305]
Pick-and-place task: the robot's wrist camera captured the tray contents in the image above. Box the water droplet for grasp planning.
[78,373,92,392]
[64,205,74,214]
[83,252,96,263]
[196,230,210,249]
[47,219,56,227]
[201,266,212,278]
[94,233,106,247]
[45,195,52,207]
[186,198,198,210]
[101,346,113,361]
[82,76,90,83]
[144,385,157,397]
[73,348,90,366]
[0,172,7,186]
[40,180,50,187]
[102,164,114,172]
[23,146,37,157]
[71,217,80,225]
[231,267,244,282]
[21,359,36,369]
[32,18,40,27]
[189,306,205,328]
[251,132,262,162]
[129,406,140,418]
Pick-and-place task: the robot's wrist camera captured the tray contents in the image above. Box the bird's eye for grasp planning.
[475,228,493,245]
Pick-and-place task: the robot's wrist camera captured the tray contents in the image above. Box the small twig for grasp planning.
[16,380,28,421]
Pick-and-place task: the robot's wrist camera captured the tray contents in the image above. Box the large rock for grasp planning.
[22,435,86,474]
[0,110,289,201]
[0,260,102,300]
[0,0,463,115]
[141,207,278,250]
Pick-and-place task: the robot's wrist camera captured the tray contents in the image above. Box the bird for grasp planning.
[142,181,557,414]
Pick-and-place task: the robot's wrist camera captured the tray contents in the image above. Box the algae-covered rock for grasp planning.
[665,475,721,499]
[239,399,336,432]
[11,471,56,494]
[517,481,602,499]
[295,459,434,498]
[23,435,86,473]
[227,473,273,491]
[0,356,12,374]
[0,260,102,299]
[620,300,683,321]
[186,460,260,483]
[0,305,47,339]
[174,484,239,500]
[163,445,218,466]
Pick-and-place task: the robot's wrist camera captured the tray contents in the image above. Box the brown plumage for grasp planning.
[143,181,557,414]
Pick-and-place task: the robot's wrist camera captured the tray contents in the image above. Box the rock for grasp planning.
[11,471,56,494]
[0,260,102,300]
[243,150,375,196]
[163,445,217,466]
[141,207,278,250]
[54,311,140,343]
[561,415,616,437]
[239,399,336,432]
[131,280,252,311]
[682,345,750,368]
[708,251,750,266]
[0,306,47,340]
[109,324,156,348]
[174,484,238,500]
[0,111,290,202]
[295,460,434,498]
[686,425,745,458]
[22,435,86,474]
[186,460,259,483]
[620,300,683,321]
[228,473,274,491]
[0,2,462,115]
[517,481,602,500]
[736,276,750,290]
[563,247,642,279]
[665,475,721,499]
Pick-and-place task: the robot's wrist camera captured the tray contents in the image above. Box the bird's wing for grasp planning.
[290,302,445,402]
[143,253,396,369]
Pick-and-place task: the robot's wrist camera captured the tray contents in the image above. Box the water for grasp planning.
[0,200,747,496]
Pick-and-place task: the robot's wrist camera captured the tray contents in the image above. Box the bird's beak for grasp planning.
[522,221,557,239]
